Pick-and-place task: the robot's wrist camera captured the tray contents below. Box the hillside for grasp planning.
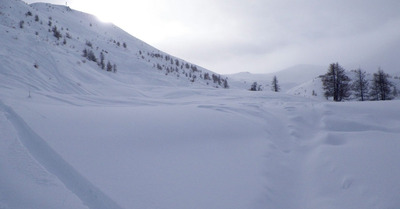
[0,0,228,95]
[1,1,400,209]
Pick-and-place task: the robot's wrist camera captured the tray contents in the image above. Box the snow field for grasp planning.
[4,89,270,209]
[2,87,400,209]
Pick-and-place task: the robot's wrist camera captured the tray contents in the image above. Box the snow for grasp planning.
[0,101,88,209]
[3,87,400,209]
[1,1,400,209]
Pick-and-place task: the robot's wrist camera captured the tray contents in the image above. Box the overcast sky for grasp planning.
[23,0,400,74]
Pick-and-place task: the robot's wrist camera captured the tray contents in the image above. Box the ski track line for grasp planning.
[0,100,124,209]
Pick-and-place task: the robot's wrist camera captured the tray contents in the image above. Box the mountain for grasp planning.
[226,64,325,91]
[0,0,228,96]
[228,64,400,100]
[1,1,400,209]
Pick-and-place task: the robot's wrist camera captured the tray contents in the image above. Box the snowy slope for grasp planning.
[1,1,400,209]
[0,0,228,96]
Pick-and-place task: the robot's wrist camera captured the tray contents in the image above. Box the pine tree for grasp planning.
[351,68,369,101]
[106,61,113,71]
[322,62,351,101]
[250,82,259,91]
[370,68,392,100]
[52,26,62,40]
[99,52,105,70]
[82,49,88,57]
[222,78,229,89]
[271,76,280,92]
[84,49,97,62]
[113,64,117,73]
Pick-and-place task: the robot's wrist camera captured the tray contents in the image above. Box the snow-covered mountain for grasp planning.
[226,64,325,91]
[0,0,229,95]
[1,1,400,209]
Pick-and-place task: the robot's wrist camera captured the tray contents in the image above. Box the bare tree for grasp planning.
[322,62,351,101]
[370,68,392,100]
[351,68,369,101]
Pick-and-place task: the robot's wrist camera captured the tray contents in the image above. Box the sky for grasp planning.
[22,0,400,74]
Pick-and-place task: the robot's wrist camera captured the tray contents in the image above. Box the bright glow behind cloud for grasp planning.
[23,0,400,74]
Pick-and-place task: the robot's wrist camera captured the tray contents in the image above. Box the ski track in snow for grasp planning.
[0,100,123,209]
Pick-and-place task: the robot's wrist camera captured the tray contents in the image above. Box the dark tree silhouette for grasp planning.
[99,52,105,70]
[106,61,113,71]
[370,68,392,100]
[351,68,369,101]
[322,62,351,101]
[271,76,280,92]
[250,82,261,91]
[222,78,229,89]
[83,48,97,62]
[52,26,62,40]
[82,49,88,57]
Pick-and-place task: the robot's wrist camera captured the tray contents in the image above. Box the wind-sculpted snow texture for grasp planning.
[1,0,400,209]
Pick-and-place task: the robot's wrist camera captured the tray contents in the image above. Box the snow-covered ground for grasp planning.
[2,86,400,209]
[1,1,400,209]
